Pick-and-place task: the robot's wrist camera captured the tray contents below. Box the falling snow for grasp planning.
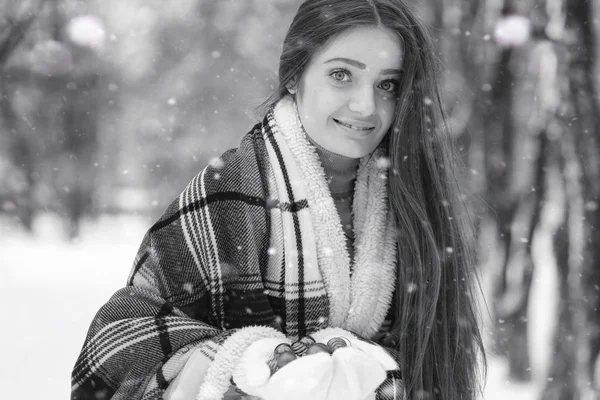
[209,157,226,169]
[377,157,391,170]
[2,212,540,400]
[65,15,107,51]
[493,15,532,48]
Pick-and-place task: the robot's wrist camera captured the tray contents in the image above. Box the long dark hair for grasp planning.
[261,0,486,399]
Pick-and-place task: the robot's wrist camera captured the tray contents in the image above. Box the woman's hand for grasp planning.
[232,337,334,400]
[311,327,400,400]
[222,384,243,400]
[222,383,259,400]
[231,330,399,400]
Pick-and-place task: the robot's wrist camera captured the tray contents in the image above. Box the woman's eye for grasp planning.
[379,80,398,93]
[330,69,351,82]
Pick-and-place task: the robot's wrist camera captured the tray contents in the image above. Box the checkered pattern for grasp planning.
[71,99,404,400]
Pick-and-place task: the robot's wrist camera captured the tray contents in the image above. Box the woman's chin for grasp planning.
[328,144,374,159]
[322,146,359,158]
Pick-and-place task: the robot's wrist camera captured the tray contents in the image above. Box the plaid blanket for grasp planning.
[72,96,402,400]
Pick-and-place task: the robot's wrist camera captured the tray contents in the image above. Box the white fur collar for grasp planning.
[272,96,397,339]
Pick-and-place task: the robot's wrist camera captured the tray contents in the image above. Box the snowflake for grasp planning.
[209,157,225,169]
[65,15,106,51]
[407,282,417,293]
[376,157,391,170]
[494,15,532,48]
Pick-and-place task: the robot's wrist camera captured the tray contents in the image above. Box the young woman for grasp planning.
[72,1,485,399]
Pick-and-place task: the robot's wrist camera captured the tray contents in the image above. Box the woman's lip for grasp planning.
[333,118,375,131]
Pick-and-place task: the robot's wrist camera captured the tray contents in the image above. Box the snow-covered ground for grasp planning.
[0,213,546,399]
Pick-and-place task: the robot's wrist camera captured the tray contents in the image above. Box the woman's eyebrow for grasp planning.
[324,57,402,75]
[325,57,366,69]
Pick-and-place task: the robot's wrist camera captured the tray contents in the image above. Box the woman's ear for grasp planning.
[286,76,298,95]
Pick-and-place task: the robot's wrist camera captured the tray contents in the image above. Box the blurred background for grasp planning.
[1,0,599,399]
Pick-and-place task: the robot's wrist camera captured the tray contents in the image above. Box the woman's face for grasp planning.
[293,26,403,158]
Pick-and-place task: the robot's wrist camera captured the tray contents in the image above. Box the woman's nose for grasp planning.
[348,85,376,117]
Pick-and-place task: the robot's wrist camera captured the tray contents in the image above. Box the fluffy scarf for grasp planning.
[266,95,397,338]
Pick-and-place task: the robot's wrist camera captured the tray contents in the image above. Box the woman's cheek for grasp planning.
[380,101,396,131]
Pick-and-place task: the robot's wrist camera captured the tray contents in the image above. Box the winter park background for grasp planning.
[2,0,600,399]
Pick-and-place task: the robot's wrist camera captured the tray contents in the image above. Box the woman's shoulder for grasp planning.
[185,120,270,200]
[226,120,266,161]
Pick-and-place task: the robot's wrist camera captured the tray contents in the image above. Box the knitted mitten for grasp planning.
[312,327,399,400]
[232,328,398,400]
[232,337,335,400]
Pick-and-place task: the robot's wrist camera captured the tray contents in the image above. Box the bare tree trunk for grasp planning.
[61,75,99,239]
[498,127,548,381]
[0,4,43,230]
[541,160,576,399]
[480,41,536,379]
[564,0,600,395]
[0,78,36,230]
[542,0,600,397]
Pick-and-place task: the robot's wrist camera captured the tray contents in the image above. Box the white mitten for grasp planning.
[311,327,399,371]
[312,328,399,400]
[232,337,335,400]
[328,346,387,400]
